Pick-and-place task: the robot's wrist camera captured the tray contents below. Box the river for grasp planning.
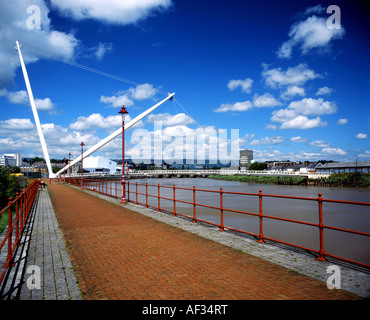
[97,177,370,266]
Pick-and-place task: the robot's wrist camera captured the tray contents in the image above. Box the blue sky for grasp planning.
[0,0,369,163]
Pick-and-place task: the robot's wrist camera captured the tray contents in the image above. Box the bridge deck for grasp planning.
[15,182,365,300]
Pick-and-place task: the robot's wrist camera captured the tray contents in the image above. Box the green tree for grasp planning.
[0,166,23,209]
[248,162,267,170]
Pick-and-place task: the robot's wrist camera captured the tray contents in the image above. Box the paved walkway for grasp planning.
[18,187,81,300]
[34,182,365,300]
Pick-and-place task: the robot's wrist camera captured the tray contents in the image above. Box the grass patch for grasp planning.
[208,174,307,185]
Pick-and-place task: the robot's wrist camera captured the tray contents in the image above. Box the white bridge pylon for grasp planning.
[16,40,175,179]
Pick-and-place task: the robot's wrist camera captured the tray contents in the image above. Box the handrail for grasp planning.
[65,177,370,269]
[0,180,41,288]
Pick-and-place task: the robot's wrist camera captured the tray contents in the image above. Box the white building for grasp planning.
[83,156,117,173]
[0,153,22,167]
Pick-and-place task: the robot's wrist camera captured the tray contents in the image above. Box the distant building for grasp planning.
[240,149,253,168]
[316,161,370,174]
[0,154,16,167]
[5,153,22,166]
[83,156,117,173]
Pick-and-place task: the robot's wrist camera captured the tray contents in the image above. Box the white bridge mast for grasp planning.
[16,41,174,178]
[16,41,54,178]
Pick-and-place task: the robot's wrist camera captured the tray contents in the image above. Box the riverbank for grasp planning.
[208,172,370,188]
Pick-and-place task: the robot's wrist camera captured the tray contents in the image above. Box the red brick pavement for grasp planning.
[47,183,360,300]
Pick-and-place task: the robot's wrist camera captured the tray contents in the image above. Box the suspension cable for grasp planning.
[22,45,171,95]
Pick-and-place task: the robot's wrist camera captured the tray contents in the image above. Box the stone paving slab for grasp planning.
[17,188,82,300]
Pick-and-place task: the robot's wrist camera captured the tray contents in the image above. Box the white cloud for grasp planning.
[271,98,336,130]
[70,113,144,131]
[356,133,368,140]
[1,89,55,111]
[321,147,347,156]
[100,83,160,108]
[358,151,370,159]
[49,0,172,25]
[250,136,285,146]
[35,97,55,111]
[146,113,195,126]
[287,98,337,116]
[316,86,333,96]
[0,1,79,85]
[277,14,345,59]
[100,94,134,108]
[279,116,327,130]
[281,86,305,100]
[128,83,158,100]
[303,4,326,16]
[94,42,113,61]
[265,124,277,130]
[262,63,320,88]
[290,136,308,143]
[336,118,348,125]
[310,140,330,148]
[213,101,253,113]
[0,118,35,131]
[227,78,253,93]
[252,93,282,107]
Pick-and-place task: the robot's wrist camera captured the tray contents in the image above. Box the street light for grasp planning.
[68,152,71,184]
[80,142,85,189]
[119,105,128,204]
[63,157,66,182]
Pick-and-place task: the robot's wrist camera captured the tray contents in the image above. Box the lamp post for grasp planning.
[119,105,128,204]
[68,152,71,184]
[63,157,66,182]
[80,142,84,189]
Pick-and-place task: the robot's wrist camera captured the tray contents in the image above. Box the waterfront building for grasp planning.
[315,161,370,174]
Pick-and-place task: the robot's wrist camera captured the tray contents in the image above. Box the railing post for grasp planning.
[173,184,176,216]
[257,189,265,243]
[157,183,160,211]
[20,191,24,232]
[316,193,326,261]
[127,181,130,202]
[136,182,138,205]
[192,186,196,223]
[145,183,148,208]
[7,198,12,265]
[15,193,20,246]
[219,187,224,231]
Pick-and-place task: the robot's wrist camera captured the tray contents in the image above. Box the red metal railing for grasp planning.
[0,180,41,286]
[67,178,370,269]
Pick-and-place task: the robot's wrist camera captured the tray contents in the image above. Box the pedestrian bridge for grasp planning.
[66,169,331,179]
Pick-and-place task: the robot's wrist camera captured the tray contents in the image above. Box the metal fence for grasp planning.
[0,180,41,287]
[67,177,370,269]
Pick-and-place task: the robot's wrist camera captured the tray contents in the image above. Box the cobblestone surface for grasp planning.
[44,182,367,300]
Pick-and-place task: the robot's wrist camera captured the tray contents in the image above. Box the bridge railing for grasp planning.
[67,177,370,269]
[0,180,41,289]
